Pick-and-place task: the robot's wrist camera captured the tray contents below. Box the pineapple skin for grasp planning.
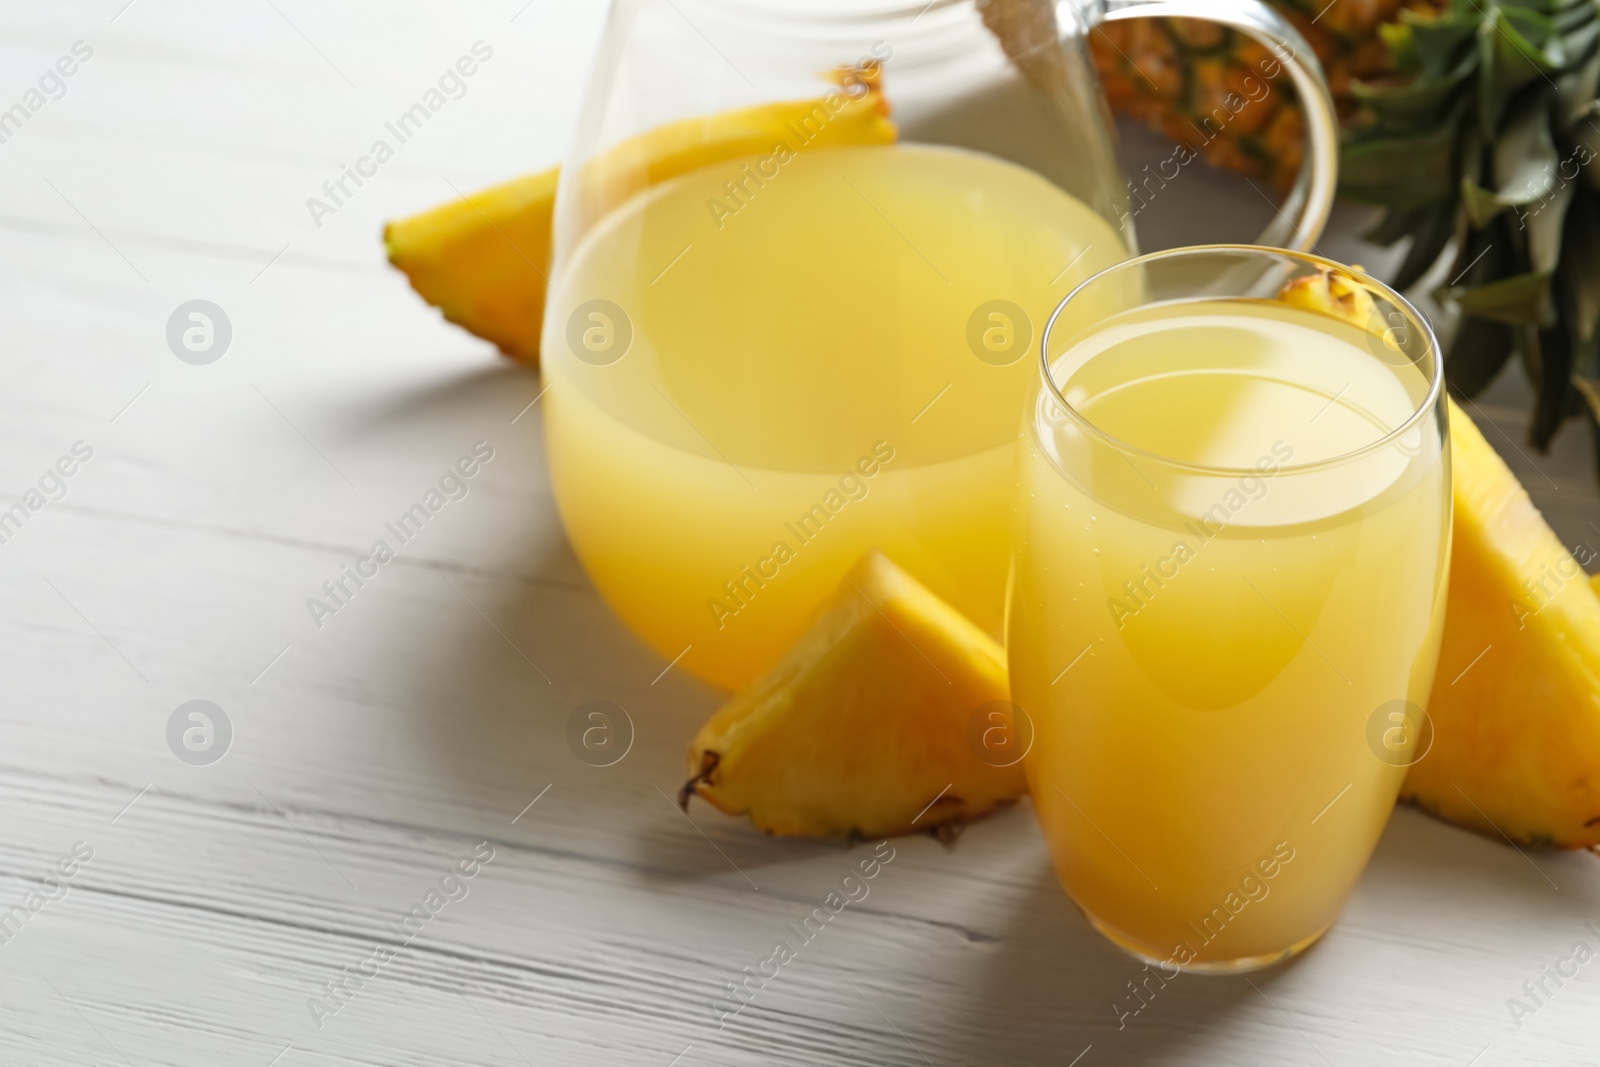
[1401,401,1600,848]
[683,551,1026,839]
[385,167,559,365]
[1090,0,1435,188]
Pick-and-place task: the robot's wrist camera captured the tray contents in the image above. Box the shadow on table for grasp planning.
[1369,803,1600,918]
[342,365,930,879]
[336,356,533,436]
[934,805,1600,1066]
[928,862,1263,1067]
[330,359,667,819]
[350,361,803,882]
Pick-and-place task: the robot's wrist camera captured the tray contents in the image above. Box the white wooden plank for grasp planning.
[2,763,1598,1066]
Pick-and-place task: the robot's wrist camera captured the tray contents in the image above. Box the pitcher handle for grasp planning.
[1097,0,1339,252]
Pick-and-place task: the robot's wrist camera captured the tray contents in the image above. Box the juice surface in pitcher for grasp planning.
[1011,298,1449,968]
[544,143,1127,690]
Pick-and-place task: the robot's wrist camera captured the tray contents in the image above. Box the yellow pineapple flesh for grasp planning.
[1276,263,1377,326]
[1402,401,1600,847]
[385,167,558,364]
[1274,271,1600,848]
[681,551,1026,839]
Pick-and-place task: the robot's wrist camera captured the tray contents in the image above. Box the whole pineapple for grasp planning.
[1094,0,1600,466]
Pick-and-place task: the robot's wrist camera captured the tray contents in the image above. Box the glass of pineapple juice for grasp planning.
[1011,245,1450,972]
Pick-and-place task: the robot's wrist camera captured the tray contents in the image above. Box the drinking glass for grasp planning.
[1010,246,1450,971]
[540,0,1339,691]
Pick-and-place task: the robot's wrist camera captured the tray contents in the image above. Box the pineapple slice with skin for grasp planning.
[1276,264,1376,327]
[1401,401,1600,847]
[384,168,559,364]
[681,551,1027,839]
[1275,268,1600,847]
[384,67,896,367]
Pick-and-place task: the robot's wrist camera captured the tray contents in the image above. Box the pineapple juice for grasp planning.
[1011,298,1449,968]
[543,144,1127,690]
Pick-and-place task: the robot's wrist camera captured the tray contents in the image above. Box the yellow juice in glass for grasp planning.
[543,143,1126,690]
[1010,295,1449,969]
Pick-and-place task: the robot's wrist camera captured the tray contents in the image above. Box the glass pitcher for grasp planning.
[540,0,1339,691]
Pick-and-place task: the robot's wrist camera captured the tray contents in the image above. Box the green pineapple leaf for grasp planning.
[1491,95,1562,210]
[1561,188,1600,342]
[1444,317,1518,396]
[1394,201,1461,290]
[1439,271,1553,326]
[1399,6,1479,78]
[1350,56,1473,128]
[1342,112,1464,206]
[1480,9,1562,134]
[1337,0,1600,457]
[1364,204,1431,246]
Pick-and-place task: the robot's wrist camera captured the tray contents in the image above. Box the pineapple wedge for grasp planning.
[1276,264,1376,327]
[681,551,1026,838]
[385,168,560,364]
[385,68,896,366]
[1401,400,1600,847]
[1273,271,1600,847]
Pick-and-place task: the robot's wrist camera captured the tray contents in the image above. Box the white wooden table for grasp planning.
[3,3,1599,1064]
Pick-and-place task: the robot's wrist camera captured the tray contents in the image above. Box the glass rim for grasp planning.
[1038,243,1444,478]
